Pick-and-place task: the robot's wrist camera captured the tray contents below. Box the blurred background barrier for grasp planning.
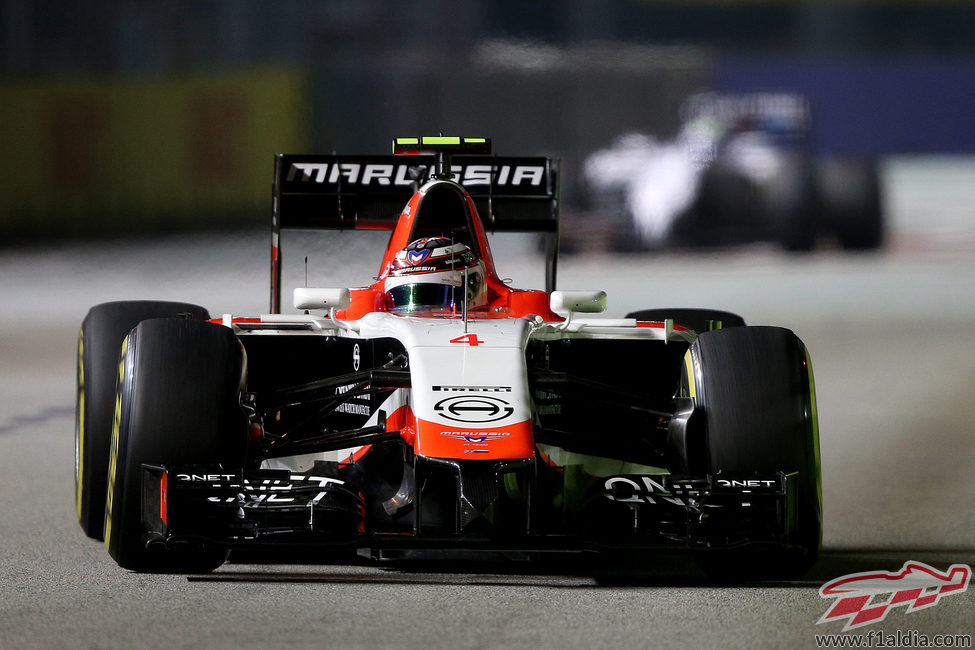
[1,1,974,247]
[714,57,975,156]
[0,67,309,240]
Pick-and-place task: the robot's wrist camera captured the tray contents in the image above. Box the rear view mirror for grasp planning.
[550,290,607,314]
[293,287,352,311]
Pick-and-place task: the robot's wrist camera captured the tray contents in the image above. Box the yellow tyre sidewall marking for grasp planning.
[682,347,697,401]
[804,345,823,512]
[104,335,128,549]
[75,329,85,520]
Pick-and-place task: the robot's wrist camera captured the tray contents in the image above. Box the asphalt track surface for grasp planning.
[2,230,974,649]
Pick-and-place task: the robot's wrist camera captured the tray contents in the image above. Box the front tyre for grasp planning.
[104,318,245,572]
[683,326,821,579]
[76,301,209,540]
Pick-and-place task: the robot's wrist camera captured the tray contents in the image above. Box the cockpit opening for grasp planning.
[407,183,481,257]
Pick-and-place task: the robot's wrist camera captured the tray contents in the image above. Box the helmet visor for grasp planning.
[385,283,466,312]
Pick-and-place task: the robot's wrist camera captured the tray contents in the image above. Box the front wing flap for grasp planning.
[141,466,367,548]
[587,471,797,549]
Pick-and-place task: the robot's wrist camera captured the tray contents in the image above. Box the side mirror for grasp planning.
[293,287,352,312]
[550,290,607,314]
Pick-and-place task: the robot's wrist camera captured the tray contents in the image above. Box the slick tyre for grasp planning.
[683,326,822,579]
[817,157,884,251]
[626,308,745,333]
[76,301,209,540]
[769,155,817,252]
[104,318,245,572]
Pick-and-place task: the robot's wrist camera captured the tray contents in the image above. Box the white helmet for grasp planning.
[384,237,487,312]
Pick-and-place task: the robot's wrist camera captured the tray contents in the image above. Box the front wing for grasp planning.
[140,464,800,556]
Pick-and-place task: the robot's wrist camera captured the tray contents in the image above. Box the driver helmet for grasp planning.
[384,237,487,312]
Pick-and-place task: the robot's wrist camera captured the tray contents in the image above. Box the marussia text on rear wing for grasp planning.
[273,154,559,232]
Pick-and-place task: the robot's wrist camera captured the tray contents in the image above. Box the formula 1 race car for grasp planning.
[75,136,821,579]
[580,92,883,252]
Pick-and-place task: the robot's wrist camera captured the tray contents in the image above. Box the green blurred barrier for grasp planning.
[0,67,309,241]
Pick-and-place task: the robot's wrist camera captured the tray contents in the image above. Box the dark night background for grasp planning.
[2,0,974,240]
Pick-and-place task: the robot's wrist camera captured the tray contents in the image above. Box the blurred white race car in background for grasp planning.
[580,92,883,252]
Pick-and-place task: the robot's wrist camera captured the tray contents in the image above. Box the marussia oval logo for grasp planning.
[407,249,431,265]
[434,395,514,423]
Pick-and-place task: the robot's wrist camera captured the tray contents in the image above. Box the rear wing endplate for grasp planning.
[270,154,560,311]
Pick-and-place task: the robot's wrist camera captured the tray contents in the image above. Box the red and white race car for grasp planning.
[75,137,821,578]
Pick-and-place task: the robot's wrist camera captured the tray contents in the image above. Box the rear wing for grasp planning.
[273,154,559,231]
[270,153,561,311]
